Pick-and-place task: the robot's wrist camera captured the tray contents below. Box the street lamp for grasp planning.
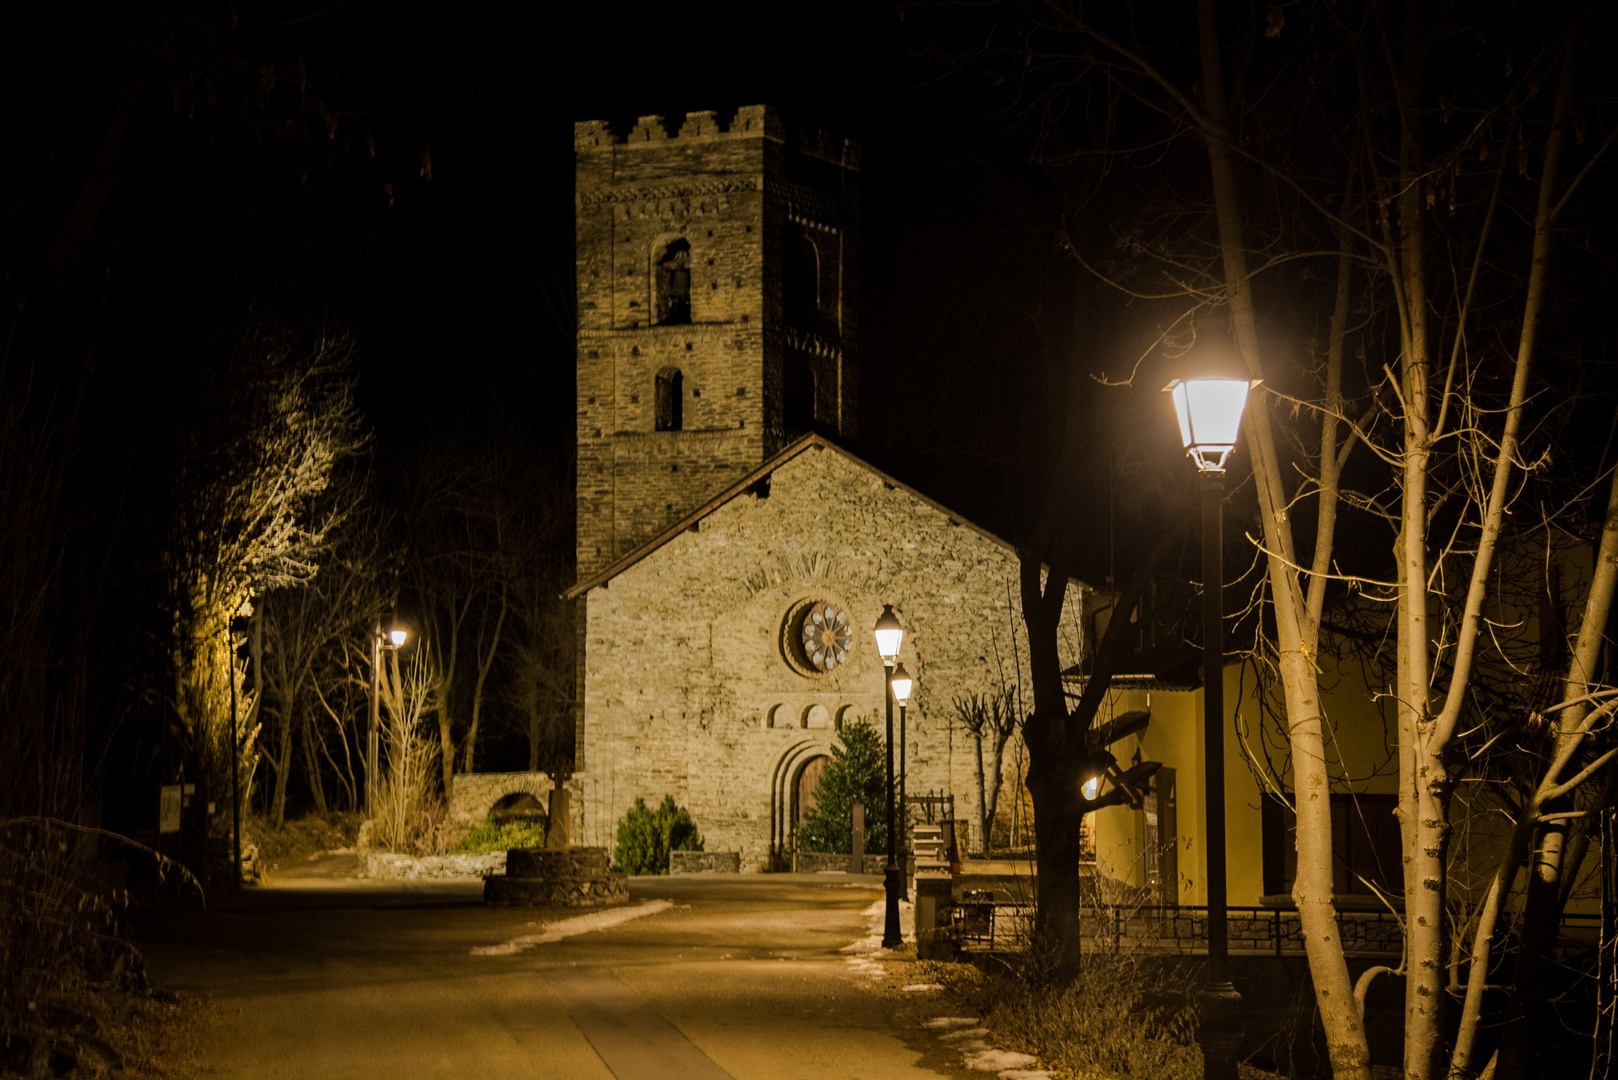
[367,616,409,816]
[1165,375,1252,1080]
[891,662,914,897]
[873,604,905,948]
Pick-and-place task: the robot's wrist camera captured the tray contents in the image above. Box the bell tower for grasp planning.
[573,106,861,579]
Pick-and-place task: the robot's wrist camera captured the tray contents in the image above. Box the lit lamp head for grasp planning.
[873,604,904,665]
[1078,750,1111,802]
[382,613,409,650]
[1165,377,1255,473]
[890,663,913,706]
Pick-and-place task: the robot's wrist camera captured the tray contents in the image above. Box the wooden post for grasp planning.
[851,802,864,873]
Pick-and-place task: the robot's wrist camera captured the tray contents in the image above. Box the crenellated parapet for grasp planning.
[574,106,858,168]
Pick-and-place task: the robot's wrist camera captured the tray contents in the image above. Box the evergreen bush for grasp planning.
[794,718,887,854]
[613,795,702,874]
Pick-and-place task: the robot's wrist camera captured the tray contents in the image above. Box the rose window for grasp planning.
[799,602,853,672]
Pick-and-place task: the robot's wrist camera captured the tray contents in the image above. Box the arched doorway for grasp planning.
[792,755,830,828]
[489,792,546,827]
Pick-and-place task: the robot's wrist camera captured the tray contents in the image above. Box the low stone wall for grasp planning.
[363,852,507,880]
[670,851,740,874]
[794,852,886,874]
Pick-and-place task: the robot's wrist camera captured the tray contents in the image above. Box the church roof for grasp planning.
[564,432,1018,599]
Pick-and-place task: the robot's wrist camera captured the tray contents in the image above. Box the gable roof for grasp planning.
[565,432,1017,600]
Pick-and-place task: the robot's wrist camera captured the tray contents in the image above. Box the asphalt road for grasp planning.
[135,861,985,1080]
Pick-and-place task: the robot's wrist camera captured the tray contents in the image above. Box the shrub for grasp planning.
[613,795,702,875]
[928,946,1202,1080]
[457,817,548,854]
[795,718,887,854]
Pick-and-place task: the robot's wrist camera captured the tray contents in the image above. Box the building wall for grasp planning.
[573,444,1085,870]
[574,107,860,580]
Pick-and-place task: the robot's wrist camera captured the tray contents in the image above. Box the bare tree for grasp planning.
[168,330,365,842]
[912,0,1615,1073]
[954,688,1020,853]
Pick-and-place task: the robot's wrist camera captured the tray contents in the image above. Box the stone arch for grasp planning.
[834,704,857,730]
[449,771,555,828]
[489,791,546,824]
[766,703,788,729]
[652,237,692,325]
[768,737,836,861]
[784,230,821,325]
[802,703,831,729]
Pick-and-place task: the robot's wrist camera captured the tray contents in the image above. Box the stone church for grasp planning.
[564,106,1085,871]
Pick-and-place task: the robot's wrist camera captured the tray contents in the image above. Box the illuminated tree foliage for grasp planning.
[794,719,889,856]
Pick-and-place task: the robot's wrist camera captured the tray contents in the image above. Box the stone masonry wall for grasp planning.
[574,106,860,579]
[575,441,1085,871]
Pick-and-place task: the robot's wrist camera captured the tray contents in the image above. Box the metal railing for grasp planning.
[949,899,1604,960]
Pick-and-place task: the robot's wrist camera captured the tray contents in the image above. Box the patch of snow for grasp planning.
[963,1048,1040,1072]
[840,897,914,956]
[901,983,945,992]
[471,900,672,956]
[997,1071,1053,1079]
[941,1027,991,1042]
[921,1017,980,1030]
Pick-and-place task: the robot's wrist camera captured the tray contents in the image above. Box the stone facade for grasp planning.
[568,437,1085,872]
[574,106,860,580]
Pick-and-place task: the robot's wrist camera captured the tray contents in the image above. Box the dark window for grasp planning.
[656,239,692,325]
[655,369,683,431]
[1139,768,1178,905]
[784,232,820,328]
[784,357,815,436]
[1262,792,1400,899]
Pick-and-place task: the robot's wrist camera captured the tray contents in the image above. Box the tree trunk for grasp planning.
[301,703,327,814]
[528,710,541,773]
[1479,41,1585,1077]
[973,728,990,853]
[462,584,508,776]
[1194,2,1371,1072]
[1026,756,1085,976]
[985,731,1007,853]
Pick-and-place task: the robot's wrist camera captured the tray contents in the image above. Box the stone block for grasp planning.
[669,850,741,874]
[794,851,885,874]
[363,852,506,880]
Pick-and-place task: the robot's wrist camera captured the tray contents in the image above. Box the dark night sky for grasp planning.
[341,0,1173,573]
[354,2,926,443]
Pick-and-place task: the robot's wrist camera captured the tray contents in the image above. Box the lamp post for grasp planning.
[1166,376,1252,1080]
[873,604,905,948]
[367,617,409,816]
[892,662,914,897]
